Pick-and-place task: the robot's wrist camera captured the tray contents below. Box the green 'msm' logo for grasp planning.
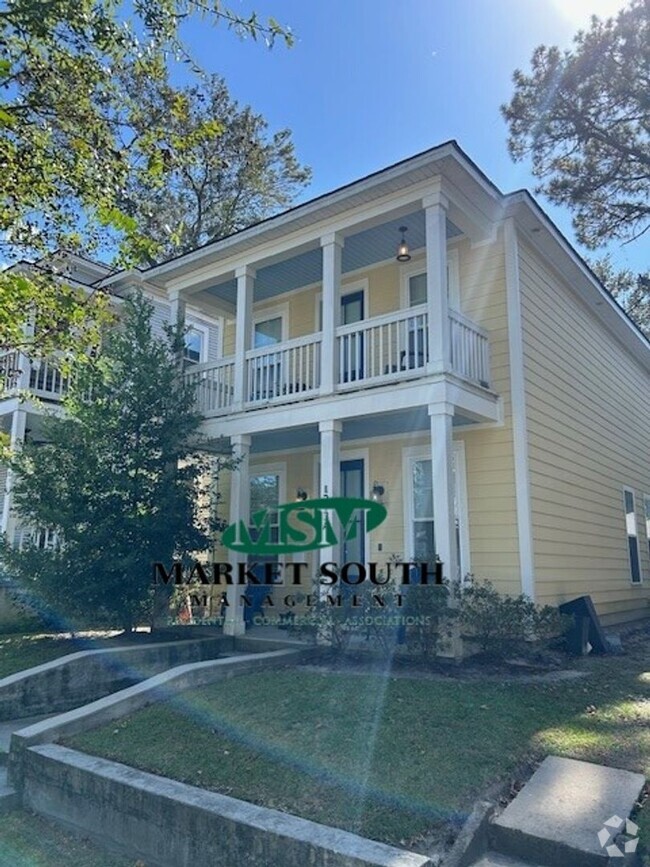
[222,497,388,555]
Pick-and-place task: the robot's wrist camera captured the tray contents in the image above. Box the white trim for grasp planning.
[643,494,650,579]
[183,320,210,364]
[504,218,536,600]
[401,441,470,578]
[623,486,643,586]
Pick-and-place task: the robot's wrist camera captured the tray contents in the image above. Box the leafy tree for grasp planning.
[589,257,649,337]
[502,0,649,250]
[115,73,311,264]
[1,0,296,359]
[0,293,230,631]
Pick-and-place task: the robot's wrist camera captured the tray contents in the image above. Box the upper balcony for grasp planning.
[0,350,70,404]
[185,304,490,417]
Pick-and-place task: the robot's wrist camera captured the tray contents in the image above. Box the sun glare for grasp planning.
[549,0,626,26]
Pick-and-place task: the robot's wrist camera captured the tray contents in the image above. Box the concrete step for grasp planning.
[489,756,645,867]
[473,853,545,867]
[0,766,18,813]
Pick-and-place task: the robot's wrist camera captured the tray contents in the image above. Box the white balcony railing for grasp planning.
[187,307,490,416]
[449,310,490,387]
[0,349,21,393]
[245,333,321,405]
[185,358,236,413]
[0,351,71,401]
[336,304,428,388]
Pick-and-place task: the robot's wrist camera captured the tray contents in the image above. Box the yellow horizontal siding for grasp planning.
[519,239,650,623]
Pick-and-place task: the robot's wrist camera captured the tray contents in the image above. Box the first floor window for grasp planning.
[624,488,642,584]
[644,495,650,565]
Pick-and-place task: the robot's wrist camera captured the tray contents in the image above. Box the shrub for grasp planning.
[456,576,571,659]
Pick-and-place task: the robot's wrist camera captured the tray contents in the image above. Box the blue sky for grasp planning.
[179,0,643,272]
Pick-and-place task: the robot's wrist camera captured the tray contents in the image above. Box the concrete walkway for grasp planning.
[467,756,645,867]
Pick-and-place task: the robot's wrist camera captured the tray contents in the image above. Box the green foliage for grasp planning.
[456,576,571,659]
[589,256,649,337]
[502,0,649,250]
[0,293,232,630]
[116,73,311,264]
[0,267,113,363]
[1,0,294,261]
[401,581,456,660]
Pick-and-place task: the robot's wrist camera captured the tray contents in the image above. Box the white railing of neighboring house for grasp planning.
[336,304,429,388]
[16,525,59,551]
[449,310,490,387]
[1,350,72,401]
[245,333,321,405]
[29,358,71,400]
[186,357,236,414]
[0,349,21,394]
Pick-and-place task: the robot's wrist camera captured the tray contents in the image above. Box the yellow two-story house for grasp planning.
[3,142,649,634]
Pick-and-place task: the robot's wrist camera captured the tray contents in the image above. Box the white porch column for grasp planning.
[318,420,342,573]
[1,409,27,544]
[424,187,451,375]
[320,234,343,395]
[224,433,251,636]
[428,402,457,585]
[169,291,187,331]
[233,266,255,410]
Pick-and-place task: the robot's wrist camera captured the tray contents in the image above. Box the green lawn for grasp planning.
[67,632,650,851]
[0,810,134,867]
[0,633,79,679]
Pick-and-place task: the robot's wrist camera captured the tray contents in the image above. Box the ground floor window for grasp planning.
[405,446,468,581]
[624,488,642,584]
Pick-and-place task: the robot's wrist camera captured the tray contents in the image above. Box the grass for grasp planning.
[66,631,650,852]
[0,810,134,866]
[0,633,79,679]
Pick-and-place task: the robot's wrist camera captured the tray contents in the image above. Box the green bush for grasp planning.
[401,581,456,660]
[456,576,571,659]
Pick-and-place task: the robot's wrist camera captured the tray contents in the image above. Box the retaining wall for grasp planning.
[22,743,432,867]
[0,636,227,720]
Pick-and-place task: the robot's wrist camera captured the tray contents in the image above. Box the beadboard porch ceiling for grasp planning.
[202,210,462,307]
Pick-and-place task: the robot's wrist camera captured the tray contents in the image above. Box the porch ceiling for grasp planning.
[203,211,462,307]
[249,407,476,454]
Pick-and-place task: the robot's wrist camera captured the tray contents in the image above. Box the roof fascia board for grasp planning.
[505,192,650,368]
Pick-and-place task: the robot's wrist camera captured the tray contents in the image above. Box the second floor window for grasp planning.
[184,328,205,364]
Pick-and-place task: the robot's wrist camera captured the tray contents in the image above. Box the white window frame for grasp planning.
[252,303,289,346]
[623,487,642,585]
[643,494,650,584]
[399,248,460,311]
[402,441,470,580]
[183,320,210,365]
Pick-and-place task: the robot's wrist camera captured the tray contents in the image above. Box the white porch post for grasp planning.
[320,233,343,395]
[233,266,255,410]
[1,409,27,544]
[224,433,251,636]
[169,291,187,331]
[428,402,457,586]
[318,420,341,573]
[424,187,451,375]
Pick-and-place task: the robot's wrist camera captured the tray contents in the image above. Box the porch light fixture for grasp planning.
[371,482,385,502]
[296,488,308,501]
[396,226,411,262]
